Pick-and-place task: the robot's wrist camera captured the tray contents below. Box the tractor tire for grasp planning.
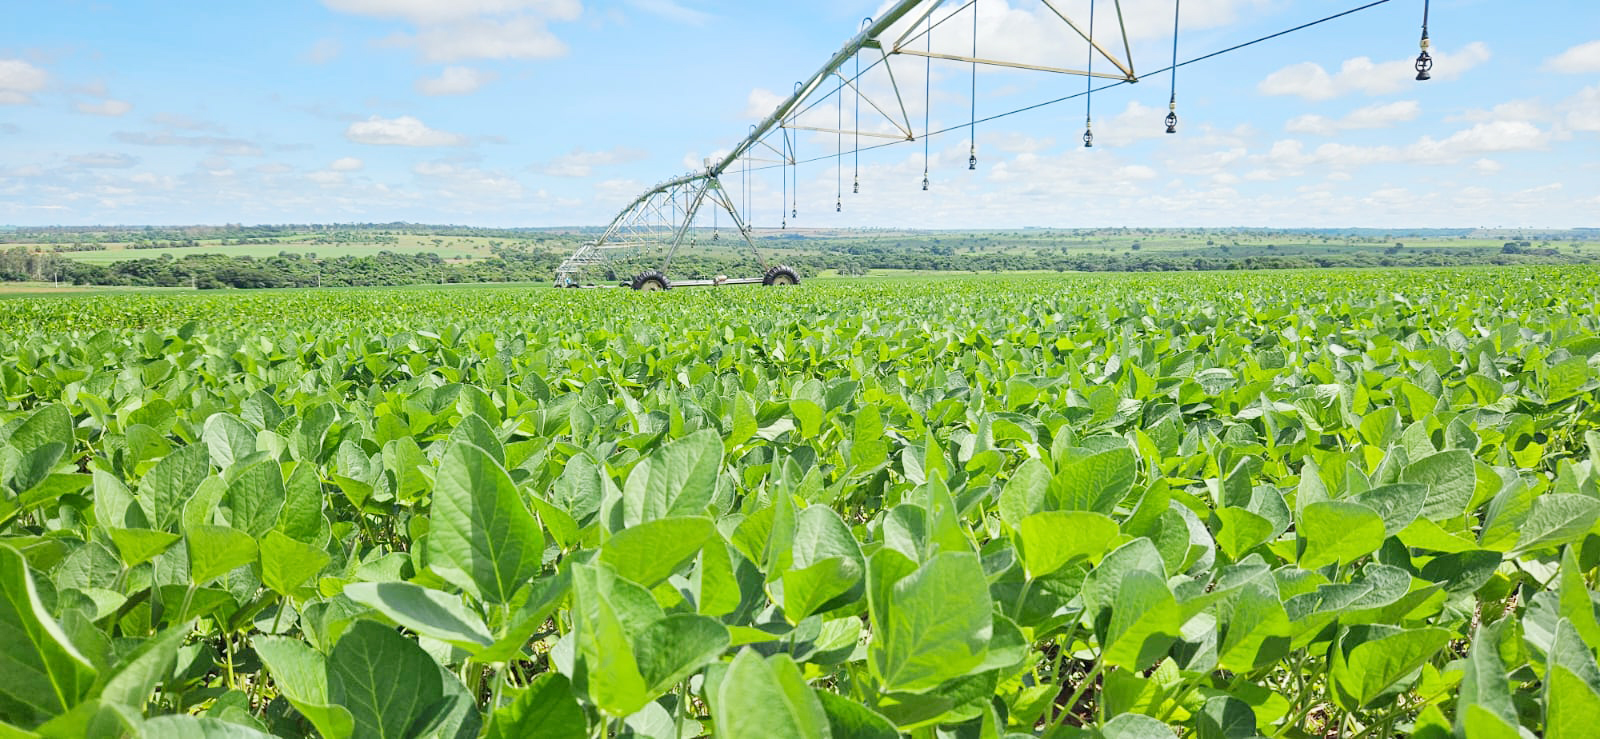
[630,271,670,291]
[762,265,801,286]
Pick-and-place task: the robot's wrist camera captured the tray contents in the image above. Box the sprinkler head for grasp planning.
[1416,34,1433,81]
[969,152,978,170]
[922,174,930,191]
[1165,111,1178,134]
[836,199,842,213]
[1083,128,1094,148]
[852,177,859,194]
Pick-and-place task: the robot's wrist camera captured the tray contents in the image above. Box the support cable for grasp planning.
[969,0,978,170]
[743,0,1395,174]
[1084,0,1096,148]
[922,10,932,191]
[1415,0,1432,80]
[837,73,844,212]
[1166,0,1181,133]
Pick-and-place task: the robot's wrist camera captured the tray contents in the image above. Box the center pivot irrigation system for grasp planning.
[554,0,1437,290]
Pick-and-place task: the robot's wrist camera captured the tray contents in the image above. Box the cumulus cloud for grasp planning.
[76,99,134,117]
[113,131,263,156]
[416,66,496,95]
[326,0,579,62]
[0,59,49,105]
[323,0,580,25]
[1546,40,1600,74]
[387,17,569,62]
[305,39,342,64]
[1562,85,1600,133]
[330,156,365,171]
[625,0,711,25]
[345,115,467,146]
[1259,43,1491,101]
[68,152,139,169]
[1285,101,1420,135]
[539,146,648,177]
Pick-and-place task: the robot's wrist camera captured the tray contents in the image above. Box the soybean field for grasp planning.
[2,268,1600,738]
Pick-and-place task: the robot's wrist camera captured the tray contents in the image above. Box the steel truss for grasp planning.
[555,0,1137,287]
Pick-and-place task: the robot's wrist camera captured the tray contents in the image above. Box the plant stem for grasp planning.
[1052,656,1103,731]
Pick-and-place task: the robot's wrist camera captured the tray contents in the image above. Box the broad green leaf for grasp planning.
[221,459,285,539]
[138,444,211,532]
[1330,625,1452,710]
[815,689,898,739]
[1050,445,1136,515]
[486,673,586,739]
[1513,495,1600,555]
[1195,695,1258,739]
[426,441,543,605]
[869,551,992,693]
[328,621,444,739]
[1210,507,1275,562]
[713,650,829,739]
[1101,713,1177,739]
[1102,569,1182,670]
[254,637,355,739]
[1298,501,1385,569]
[1351,482,1426,537]
[1015,510,1118,578]
[97,623,189,711]
[598,516,714,589]
[107,528,180,568]
[1402,450,1476,521]
[343,582,494,653]
[630,613,730,697]
[185,524,258,585]
[1458,620,1520,739]
[621,429,722,526]
[1548,618,1600,739]
[139,715,280,738]
[202,413,257,471]
[259,530,331,597]
[0,545,97,727]
[997,458,1051,530]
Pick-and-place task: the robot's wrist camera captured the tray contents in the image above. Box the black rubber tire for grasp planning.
[762,265,801,287]
[630,271,671,291]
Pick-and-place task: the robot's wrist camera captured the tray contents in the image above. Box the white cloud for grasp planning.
[345,115,467,146]
[540,146,648,177]
[413,159,527,203]
[305,39,342,64]
[323,0,580,25]
[416,66,496,95]
[75,99,134,117]
[308,170,347,185]
[388,16,569,61]
[1563,85,1600,133]
[113,131,263,156]
[1259,43,1491,101]
[0,59,49,105]
[69,152,139,169]
[1546,40,1600,74]
[625,0,711,25]
[330,156,365,171]
[1472,159,1503,175]
[1286,101,1420,135]
[1407,121,1548,163]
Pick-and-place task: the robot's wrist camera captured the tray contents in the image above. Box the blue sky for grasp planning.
[2,0,1597,229]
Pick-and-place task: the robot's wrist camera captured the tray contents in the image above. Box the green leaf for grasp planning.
[1101,713,1177,739]
[343,582,494,654]
[254,637,355,739]
[621,429,722,526]
[1458,620,1520,739]
[184,524,258,585]
[1402,450,1476,521]
[1548,618,1600,739]
[138,444,211,532]
[713,650,829,739]
[1351,482,1426,537]
[1558,547,1600,650]
[869,551,992,693]
[1015,510,1118,579]
[220,459,285,539]
[1298,501,1386,569]
[1049,445,1136,515]
[259,530,331,597]
[1195,695,1258,739]
[1102,569,1182,670]
[328,621,444,739]
[598,516,714,589]
[1513,495,1600,555]
[997,458,1051,530]
[96,623,189,711]
[426,441,543,605]
[202,413,257,471]
[815,689,898,739]
[1330,625,1452,711]
[139,715,280,738]
[1210,507,1275,562]
[630,613,730,697]
[0,545,97,728]
[106,528,180,568]
[486,673,587,739]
